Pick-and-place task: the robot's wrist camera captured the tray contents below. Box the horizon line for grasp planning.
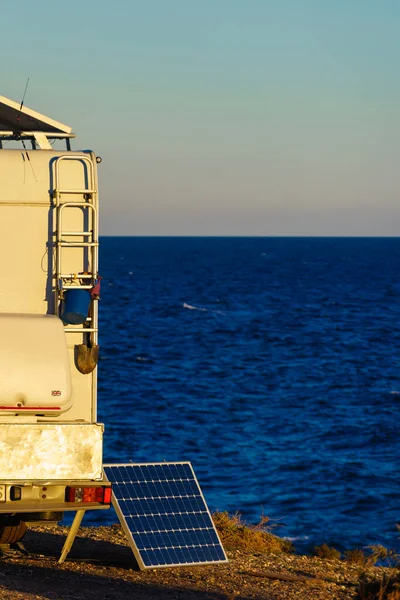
[98,234,400,238]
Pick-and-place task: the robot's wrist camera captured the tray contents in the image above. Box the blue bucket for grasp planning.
[62,289,90,325]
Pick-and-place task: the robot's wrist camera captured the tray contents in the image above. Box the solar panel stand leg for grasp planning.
[58,509,86,564]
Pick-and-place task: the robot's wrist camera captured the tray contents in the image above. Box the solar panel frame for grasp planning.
[103,462,228,570]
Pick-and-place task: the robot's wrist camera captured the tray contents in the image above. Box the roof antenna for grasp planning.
[15,79,37,181]
[18,79,29,118]
[15,78,30,134]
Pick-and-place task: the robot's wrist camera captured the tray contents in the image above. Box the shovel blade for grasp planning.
[75,344,99,374]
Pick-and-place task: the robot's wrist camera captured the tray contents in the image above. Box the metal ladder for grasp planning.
[52,154,99,342]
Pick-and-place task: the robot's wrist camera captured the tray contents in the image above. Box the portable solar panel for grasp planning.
[103,462,228,570]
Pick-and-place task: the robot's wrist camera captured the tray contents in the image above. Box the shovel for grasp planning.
[75,343,99,374]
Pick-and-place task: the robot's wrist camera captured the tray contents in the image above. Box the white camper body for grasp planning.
[0,96,110,540]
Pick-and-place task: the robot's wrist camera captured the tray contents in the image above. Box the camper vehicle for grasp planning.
[0,95,111,542]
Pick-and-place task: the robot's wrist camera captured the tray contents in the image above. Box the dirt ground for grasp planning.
[0,524,393,600]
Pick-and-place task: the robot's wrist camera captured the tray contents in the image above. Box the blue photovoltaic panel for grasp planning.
[103,462,228,570]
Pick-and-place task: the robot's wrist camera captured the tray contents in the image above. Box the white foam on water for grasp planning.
[183,302,226,315]
[183,302,207,312]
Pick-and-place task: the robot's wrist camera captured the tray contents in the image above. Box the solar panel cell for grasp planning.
[103,462,228,570]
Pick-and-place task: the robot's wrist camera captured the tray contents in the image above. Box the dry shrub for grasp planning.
[344,548,368,566]
[212,511,292,554]
[357,546,400,599]
[358,574,400,600]
[367,546,399,567]
[313,543,341,560]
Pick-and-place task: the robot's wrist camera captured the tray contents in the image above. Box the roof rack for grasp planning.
[0,95,75,150]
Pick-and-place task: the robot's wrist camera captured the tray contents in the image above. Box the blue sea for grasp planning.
[86,236,400,554]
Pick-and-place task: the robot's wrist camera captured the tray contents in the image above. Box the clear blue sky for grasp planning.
[2,1,400,235]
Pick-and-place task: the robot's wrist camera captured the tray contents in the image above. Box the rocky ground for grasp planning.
[0,524,395,600]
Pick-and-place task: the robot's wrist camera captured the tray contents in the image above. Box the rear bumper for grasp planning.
[0,481,112,514]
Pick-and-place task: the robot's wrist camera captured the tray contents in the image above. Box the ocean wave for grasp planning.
[135,355,153,363]
[183,302,225,315]
[183,302,207,311]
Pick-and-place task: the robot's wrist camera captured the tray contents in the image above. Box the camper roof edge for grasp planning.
[0,95,75,149]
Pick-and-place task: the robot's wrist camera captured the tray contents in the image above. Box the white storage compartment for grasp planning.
[0,314,72,414]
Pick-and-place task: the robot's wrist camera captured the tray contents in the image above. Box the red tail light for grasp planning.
[66,486,112,504]
[103,487,112,504]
